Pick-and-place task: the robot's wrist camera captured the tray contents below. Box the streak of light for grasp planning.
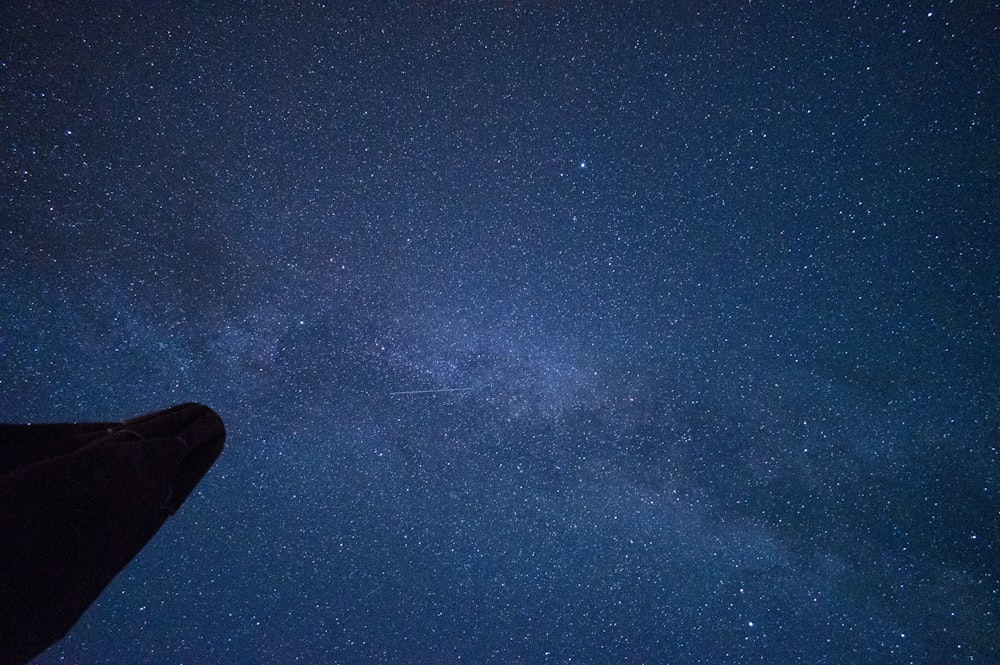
[389,387,474,396]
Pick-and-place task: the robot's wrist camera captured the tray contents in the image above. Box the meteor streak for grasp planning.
[390,387,473,396]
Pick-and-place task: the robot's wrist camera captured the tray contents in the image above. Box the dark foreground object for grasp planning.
[0,403,225,665]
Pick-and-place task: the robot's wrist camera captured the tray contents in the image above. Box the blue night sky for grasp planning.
[2,2,998,663]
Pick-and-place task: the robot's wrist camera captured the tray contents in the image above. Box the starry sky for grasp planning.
[2,2,998,663]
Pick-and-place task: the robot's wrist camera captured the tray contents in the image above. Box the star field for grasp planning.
[2,2,998,663]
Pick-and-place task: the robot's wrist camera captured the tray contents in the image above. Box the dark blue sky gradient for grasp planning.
[2,3,998,663]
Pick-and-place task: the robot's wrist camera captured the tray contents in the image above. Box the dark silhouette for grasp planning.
[0,403,225,665]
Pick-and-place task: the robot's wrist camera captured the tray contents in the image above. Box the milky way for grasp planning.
[2,3,997,663]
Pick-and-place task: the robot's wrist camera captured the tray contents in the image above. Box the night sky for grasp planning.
[2,2,998,663]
